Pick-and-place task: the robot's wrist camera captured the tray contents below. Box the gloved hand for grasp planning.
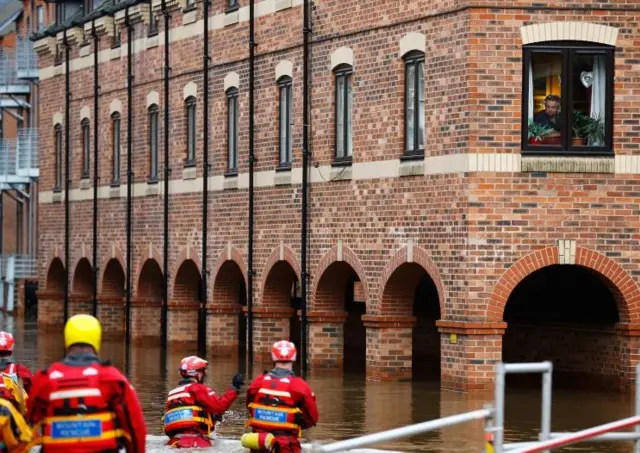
[232,373,244,391]
[294,412,306,428]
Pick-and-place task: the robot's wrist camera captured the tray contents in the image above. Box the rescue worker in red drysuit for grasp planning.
[27,314,147,453]
[163,355,244,448]
[0,331,32,395]
[245,341,319,453]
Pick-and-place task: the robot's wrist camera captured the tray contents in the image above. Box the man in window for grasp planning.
[534,95,561,137]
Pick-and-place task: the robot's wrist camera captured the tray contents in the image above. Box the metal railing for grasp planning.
[15,37,38,80]
[0,129,39,183]
[309,361,640,453]
[0,39,38,89]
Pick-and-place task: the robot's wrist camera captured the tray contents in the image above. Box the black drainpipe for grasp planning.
[64,28,70,323]
[161,0,171,350]
[91,20,99,317]
[247,0,255,368]
[198,0,210,358]
[300,0,311,375]
[125,7,134,349]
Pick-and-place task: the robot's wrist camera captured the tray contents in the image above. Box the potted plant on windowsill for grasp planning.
[582,114,605,147]
[572,111,590,146]
[527,119,554,145]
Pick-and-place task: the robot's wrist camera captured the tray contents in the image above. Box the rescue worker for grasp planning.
[163,355,244,448]
[244,340,319,453]
[0,373,34,453]
[0,332,32,394]
[27,314,146,453]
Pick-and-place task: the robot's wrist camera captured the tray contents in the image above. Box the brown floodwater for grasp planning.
[5,314,638,452]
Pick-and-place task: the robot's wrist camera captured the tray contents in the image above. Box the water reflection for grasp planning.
[4,315,639,452]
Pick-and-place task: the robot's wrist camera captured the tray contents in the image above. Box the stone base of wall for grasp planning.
[98,296,125,340]
[167,302,199,346]
[207,305,242,356]
[36,290,65,331]
[131,299,162,344]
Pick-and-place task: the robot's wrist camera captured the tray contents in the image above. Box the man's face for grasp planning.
[545,100,560,118]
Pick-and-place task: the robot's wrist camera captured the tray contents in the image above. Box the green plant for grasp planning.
[572,111,605,145]
[527,119,554,141]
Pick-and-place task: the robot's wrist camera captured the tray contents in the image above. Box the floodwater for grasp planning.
[5,315,638,452]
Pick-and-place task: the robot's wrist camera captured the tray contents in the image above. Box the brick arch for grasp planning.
[261,244,301,294]
[71,257,94,295]
[377,245,446,317]
[99,244,125,292]
[134,244,164,277]
[136,259,163,300]
[45,256,66,292]
[174,245,202,277]
[312,244,370,310]
[520,22,618,46]
[487,246,640,323]
[211,245,248,290]
[100,258,125,298]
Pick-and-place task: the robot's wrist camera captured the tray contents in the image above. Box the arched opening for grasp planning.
[315,261,366,374]
[211,260,246,358]
[100,259,125,338]
[71,258,94,315]
[46,258,65,292]
[170,259,202,346]
[503,264,620,389]
[135,259,163,341]
[380,263,441,381]
[38,258,66,327]
[263,261,299,356]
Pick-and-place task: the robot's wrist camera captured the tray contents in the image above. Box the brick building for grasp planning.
[32,0,640,391]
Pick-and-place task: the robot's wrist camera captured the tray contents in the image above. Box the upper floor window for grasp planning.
[81,118,90,178]
[54,124,62,190]
[228,0,239,10]
[111,112,121,185]
[522,42,614,155]
[185,0,195,8]
[185,96,196,165]
[149,10,158,36]
[55,4,63,25]
[112,22,121,48]
[404,51,425,157]
[149,104,159,181]
[36,6,44,31]
[334,64,353,163]
[226,88,239,173]
[278,76,293,167]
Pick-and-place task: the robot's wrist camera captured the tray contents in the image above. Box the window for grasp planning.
[54,124,62,190]
[81,118,90,178]
[278,76,293,167]
[112,22,121,48]
[404,51,425,157]
[55,4,63,25]
[185,0,195,9]
[149,104,159,181]
[228,0,239,9]
[36,6,44,31]
[149,10,158,36]
[83,0,92,15]
[522,42,614,154]
[185,96,196,165]
[226,88,238,172]
[334,64,353,162]
[111,112,121,184]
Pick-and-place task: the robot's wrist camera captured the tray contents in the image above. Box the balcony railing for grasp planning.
[0,128,39,183]
[0,38,38,93]
[16,38,38,80]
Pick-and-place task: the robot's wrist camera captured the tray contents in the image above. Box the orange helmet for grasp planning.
[0,332,14,353]
[271,340,297,362]
[179,356,208,377]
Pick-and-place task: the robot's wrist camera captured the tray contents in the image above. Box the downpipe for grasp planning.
[63,29,71,323]
[91,20,100,317]
[161,0,171,350]
[125,7,134,350]
[247,0,255,368]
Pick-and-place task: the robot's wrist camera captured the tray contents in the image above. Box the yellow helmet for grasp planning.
[64,314,102,353]
[0,373,28,413]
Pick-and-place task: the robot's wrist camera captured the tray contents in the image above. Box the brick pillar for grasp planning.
[615,323,640,392]
[97,296,125,340]
[167,301,199,346]
[307,311,348,370]
[36,290,65,331]
[131,297,161,345]
[363,315,416,381]
[207,304,242,356]
[70,293,92,317]
[252,307,294,362]
[436,321,506,392]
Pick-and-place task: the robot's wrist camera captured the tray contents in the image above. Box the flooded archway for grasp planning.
[133,259,163,343]
[169,259,202,346]
[100,258,125,338]
[45,257,65,292]
[71,258,94,315]
[210,260,246,357]
[38,257,66,328]
[503,265,621,389]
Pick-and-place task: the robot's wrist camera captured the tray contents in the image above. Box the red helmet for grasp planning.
[179,356,208,377]
[271,340,296,362]
[0,332,14,353]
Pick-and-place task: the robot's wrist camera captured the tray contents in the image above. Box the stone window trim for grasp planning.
[54,123,63,192]
[403,50,425,160]
[226,87,239,176]
[277,75,293,170]
[81,117,90,179]
[333,63,353,166]
[521,41,615,157]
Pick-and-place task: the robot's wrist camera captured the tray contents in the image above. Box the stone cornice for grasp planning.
[33,36,57,56]
[115,4,151,26]
[56,27,85,46]
[83,16,115,38]
[151,0,186,14]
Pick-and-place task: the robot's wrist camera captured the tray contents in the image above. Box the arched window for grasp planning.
[81,118,90,178]
[185,96,196,165]
[278,76,293,167]
[54,124,62,190]
[226,88,239,172]
[403,50,425,157]
[111,112,121,185]
[148,104,159,181]
[334,64,353,162]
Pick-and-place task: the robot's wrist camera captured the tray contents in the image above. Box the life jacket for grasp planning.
[163,383,214,437]
[246,373,303,436]
[0,366,19,408]
[0,363,18,385]
[0,397,33,453]
[39,361,128,452]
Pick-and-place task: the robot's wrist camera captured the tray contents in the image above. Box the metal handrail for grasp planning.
[309,408,493,453]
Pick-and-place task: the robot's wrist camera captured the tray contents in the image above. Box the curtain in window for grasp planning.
[590,55,606,146]
[528,64,534,120]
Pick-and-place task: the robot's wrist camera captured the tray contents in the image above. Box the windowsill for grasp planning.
[224,7,239,26]
[274,169,292,186]
[224,170,238,178]
[330,164,352,181]
[146,35,159,49]
[79,44,91,57]
[182,165,196,180]
[148,29,158,38]
[110,46,121,60]
[400,152,425,162]
[398,157,425,177]
[52,187,62,193]
[182,7,197,24]
[332,157,352,167]
[80,177,91,190]
[521,148,614,157]
[520,155,615,174]
[274,0,292,11]
[108,185,121,198]
[223,171,238,190]
[146,183,159,196]
[148,178,159,185]
[52,190,62,203]
[110,181,121,188]
[275,163,292,172]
